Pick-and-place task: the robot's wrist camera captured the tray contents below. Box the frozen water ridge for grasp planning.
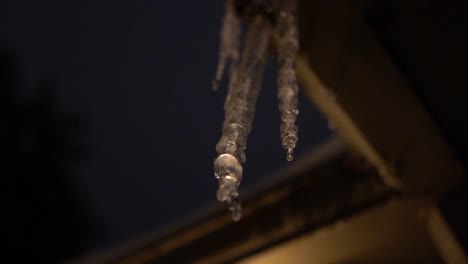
[213,0,299,221]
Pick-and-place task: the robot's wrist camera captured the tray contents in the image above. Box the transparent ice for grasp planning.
[276,0,299,162]
[212,0,241,91]
[213,0,299,221]
[214,16,270,221]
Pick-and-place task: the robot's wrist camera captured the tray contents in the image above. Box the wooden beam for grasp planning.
[297,0,463,194]
[79,139,394,264]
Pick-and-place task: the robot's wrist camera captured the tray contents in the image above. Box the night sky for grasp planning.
[1,0,330,258]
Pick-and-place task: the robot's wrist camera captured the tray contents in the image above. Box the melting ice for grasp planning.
[213,0,299,221]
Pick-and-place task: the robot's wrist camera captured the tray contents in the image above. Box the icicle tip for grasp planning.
[286,148,294,161]
[229,197,242,221]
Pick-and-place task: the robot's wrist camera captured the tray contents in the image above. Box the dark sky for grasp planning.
[1,0,330,255]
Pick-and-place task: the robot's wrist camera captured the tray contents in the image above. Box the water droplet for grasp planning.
[287,149,294,161]
[229,197,242,221]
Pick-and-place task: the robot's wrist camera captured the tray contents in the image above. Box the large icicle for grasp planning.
[276,0,299,161]
[214,16,270,221]
[212,0,241,91]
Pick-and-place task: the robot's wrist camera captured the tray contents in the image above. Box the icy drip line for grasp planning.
[213,0,299,221]
[212,0,240,92]
[277,0,299,162]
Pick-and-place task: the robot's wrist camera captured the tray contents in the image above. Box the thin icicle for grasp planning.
[214,16,270,221]
[212,0,241,91]
[276,0,299,161]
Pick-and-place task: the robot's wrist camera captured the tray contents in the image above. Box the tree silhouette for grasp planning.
[1,51,97,263]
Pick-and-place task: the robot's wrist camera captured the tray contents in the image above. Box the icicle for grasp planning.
[214,16,270,221]
[276,0,299,161]
[212,0,241,91]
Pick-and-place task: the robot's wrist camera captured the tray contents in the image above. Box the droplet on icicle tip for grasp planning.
[286,148,294,161]
[229,197,242,221]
